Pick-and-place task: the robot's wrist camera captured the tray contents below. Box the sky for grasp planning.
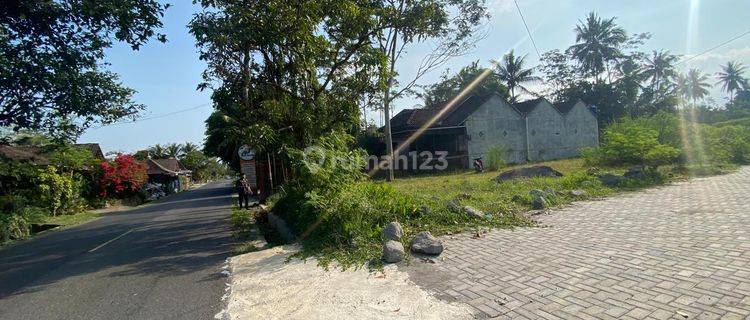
[79,0,750,154]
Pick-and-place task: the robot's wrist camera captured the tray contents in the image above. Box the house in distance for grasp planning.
[387,94,599,170]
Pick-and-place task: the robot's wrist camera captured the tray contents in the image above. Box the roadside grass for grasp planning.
[43,211,104,227]
[391,158,740,212]
[230,206,285,254]
[243,158,736,268]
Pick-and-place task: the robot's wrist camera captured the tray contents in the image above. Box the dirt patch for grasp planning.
[225,246,472,320]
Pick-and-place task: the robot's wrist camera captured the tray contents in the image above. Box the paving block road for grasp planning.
[406,167,750,319]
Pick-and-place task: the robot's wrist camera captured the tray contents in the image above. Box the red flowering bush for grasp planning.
[98,154,148,198]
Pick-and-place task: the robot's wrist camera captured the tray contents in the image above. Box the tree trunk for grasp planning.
[382,30,399,182]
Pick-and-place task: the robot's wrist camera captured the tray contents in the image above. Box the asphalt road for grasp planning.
[0,181,236,320]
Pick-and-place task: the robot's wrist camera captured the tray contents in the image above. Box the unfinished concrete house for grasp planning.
[387,94,599,170]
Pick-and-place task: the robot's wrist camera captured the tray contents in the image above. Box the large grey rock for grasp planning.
[382,222,404,241]
[598,173,624,187]
[463,205,484,219]
[382,240,405,263]
[495,166,563,181]
[410,231,444,255]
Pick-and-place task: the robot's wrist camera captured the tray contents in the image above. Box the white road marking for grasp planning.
[88,229,135,253]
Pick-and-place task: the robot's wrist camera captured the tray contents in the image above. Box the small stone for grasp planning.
[410,231,444,255]
[511,195,525,203]
[382,222,404,241]
[382,240,405,263]
[569,189,587,197]
[463,205,484,219]
[531,196,547,209]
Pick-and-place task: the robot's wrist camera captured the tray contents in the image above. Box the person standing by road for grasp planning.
[235,176,252,209]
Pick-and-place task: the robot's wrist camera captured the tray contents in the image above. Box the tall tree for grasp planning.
[421,61,508,106]
[568,12,627,82]
[164,143,183,159]
[716,61,748,102]
[190,0,388,156]
[377,0,489,181]
[492,50,540,102]
[643,50,678,90]
[0,0,168,138]
[681,69,711,106]
[181,142,200,156]
[148,144,167,159]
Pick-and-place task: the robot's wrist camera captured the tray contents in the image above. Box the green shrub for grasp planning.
[1,206,46,242]
[36,166,85,216]
[485,145,506,171]
[702,125,750,165]
[586,119,679,168]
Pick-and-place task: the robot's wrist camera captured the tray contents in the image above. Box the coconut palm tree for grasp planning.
[164,143,183,158]
[493,50,541,102]
[148,144,168,158]
[716,61,748,102]
[181,142,200,155]
[569,12,627,82]
[643,50,678,90]
[681,69,711,107]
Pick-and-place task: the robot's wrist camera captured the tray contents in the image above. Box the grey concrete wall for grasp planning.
[465,96,527,164]
[526,100,568,161]
[562,101,599,156]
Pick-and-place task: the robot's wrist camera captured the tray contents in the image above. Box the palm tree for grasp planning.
[493,50,541,102]
[681,69,711,107]
[181,142,200,155]
[716,61,748,102]
[569,12,627,82]
[148,144,167,158]
[164,143,183,158]
[643,50,678,90]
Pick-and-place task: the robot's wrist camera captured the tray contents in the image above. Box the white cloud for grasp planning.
[487,0,516,14]
[683,47,750,62]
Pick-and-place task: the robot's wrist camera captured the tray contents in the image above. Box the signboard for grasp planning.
[238,145,255,161]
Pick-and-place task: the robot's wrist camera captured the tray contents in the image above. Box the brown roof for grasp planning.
[0,143,106,165]
[387,94,597,133]
[76,143,105,160]
[0,145,50,164]
[512,97,544,116]
[147,158,190,176]
[388,94,497,133]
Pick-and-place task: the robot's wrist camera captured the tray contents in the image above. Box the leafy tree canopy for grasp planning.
[419,61,508,107]
[0,0,168,138]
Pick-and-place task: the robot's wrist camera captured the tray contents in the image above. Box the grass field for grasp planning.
[389,158,622,215]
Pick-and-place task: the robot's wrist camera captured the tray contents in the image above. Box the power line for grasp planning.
[513,0,541,59]
[678,29,750,66]
[90,102,212,129]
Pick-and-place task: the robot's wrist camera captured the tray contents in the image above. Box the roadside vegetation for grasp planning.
[193,2,750,268]
[1,133,230,245]
[263,113,748,268]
